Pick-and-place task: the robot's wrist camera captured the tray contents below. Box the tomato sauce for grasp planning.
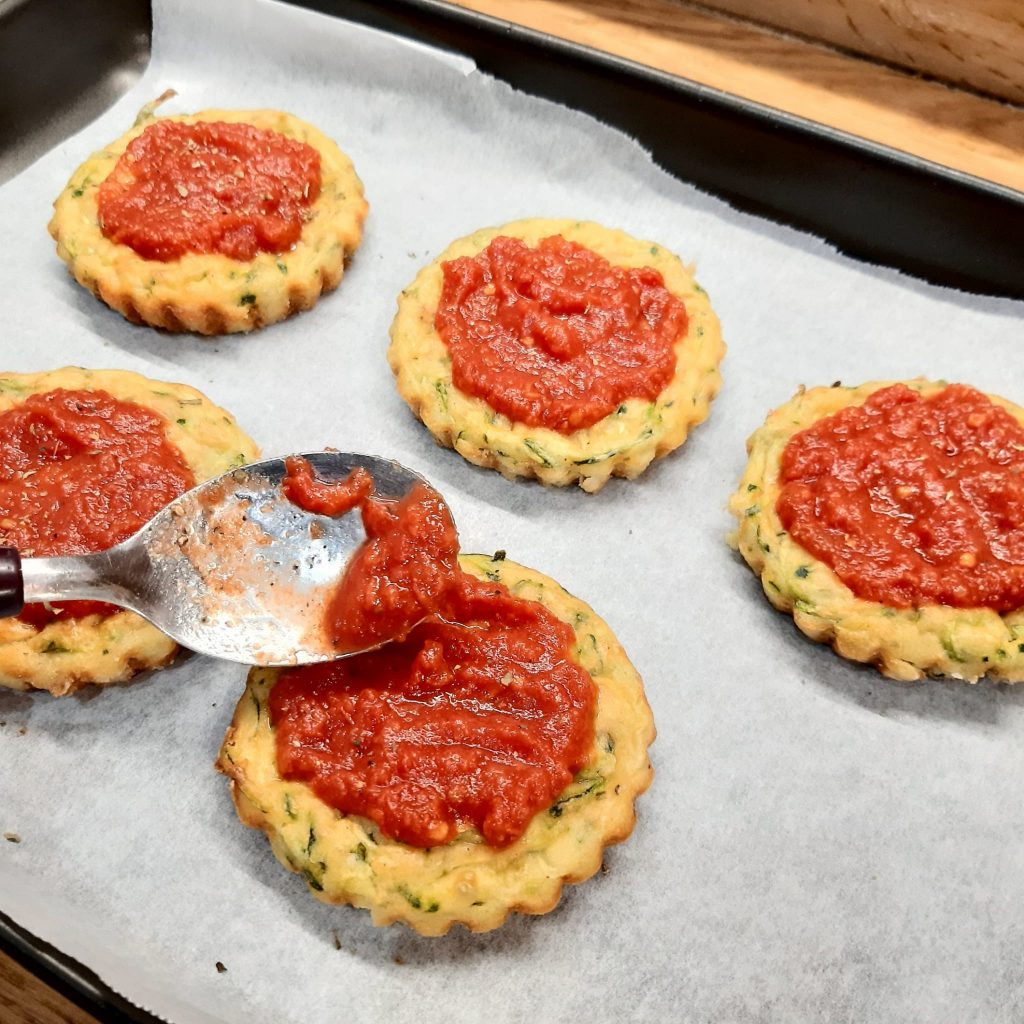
[0,389,195,626]
[97,120,321,261]
[777,383,1024,610]
[435,235,688,433]
[276,459,596,848]
[282,457,460,651]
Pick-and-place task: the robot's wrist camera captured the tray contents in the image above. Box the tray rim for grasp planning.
[387,0,1024,205]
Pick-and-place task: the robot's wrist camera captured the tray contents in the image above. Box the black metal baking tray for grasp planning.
[2,0,1022,1020]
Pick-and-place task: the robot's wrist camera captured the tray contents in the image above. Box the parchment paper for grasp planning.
[2,2,1024,1021]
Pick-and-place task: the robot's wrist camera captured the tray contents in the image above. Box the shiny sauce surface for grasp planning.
[97,120,321,261]
[777,383,1024,610]
[283,457,460,652]
[435,235,687,433]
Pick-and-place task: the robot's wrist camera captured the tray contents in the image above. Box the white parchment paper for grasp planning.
[2,2,1024,1021]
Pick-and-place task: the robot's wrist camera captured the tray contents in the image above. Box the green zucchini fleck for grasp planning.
[573,452,611,466]
[176,418,186,426]
[305,826,316,855]
[284,794,296,820]
[522,438,552,467]
[550,770,606,817]
[400,887,422,910]
[354,842,367,862]
[492,549,506,562]
[941,635,966,663]
[40,640,71,654]
[745,504,760,518]
[794,566,810,579]
[276,261,288,274]
[239,293,256,306]
[301,867,324,892]
[434,380,448,412]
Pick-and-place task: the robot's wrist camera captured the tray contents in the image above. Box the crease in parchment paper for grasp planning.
[1,0,1023,1022]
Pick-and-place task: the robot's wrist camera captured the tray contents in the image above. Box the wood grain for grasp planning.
[0,949,99,1024]
[694,0,1024,105]
[450,0,1024,193]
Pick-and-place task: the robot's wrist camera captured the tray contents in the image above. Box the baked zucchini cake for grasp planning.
[49,98,367,334]
[0,367,258,695]
[389,218,725,492]
[731,379,1024,682]
[218,552,655,934]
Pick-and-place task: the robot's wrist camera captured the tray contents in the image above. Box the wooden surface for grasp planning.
[451,0,1024,194]
[5,2,1023,1022]
[696,0,1024,105]
[0,949,97,1024]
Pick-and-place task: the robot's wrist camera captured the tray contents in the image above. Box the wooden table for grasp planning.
[4,2,1021,1021]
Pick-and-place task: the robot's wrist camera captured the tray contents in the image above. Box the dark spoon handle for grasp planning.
[0,547,24,618]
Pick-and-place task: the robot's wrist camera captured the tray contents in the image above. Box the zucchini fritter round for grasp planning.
[217,553,655,935]
[49,107,367,335]
[730,379,1024,682]
[388,219,725,492]
[0,367,259,695]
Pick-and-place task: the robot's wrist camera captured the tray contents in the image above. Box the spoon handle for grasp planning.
[0,547,23,618]
[20,549,134,608]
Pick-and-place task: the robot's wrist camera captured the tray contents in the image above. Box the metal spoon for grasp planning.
[0,452,436,666]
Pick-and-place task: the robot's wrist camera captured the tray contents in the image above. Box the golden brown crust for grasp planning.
[48,106,367,335]
[729,379,1024,682]
[388,218,725,492]
[217,553,655,935]
[0,367,259,695]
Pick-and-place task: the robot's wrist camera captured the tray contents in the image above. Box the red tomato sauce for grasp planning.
[0,389,195,626]
[434,235,688,433]
[97,120,321,261]
[276,459,596,848]
[777,383,1024,610]
[282,457,460,651]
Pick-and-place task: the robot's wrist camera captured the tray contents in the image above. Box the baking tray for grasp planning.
[2,0,1023,1020]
